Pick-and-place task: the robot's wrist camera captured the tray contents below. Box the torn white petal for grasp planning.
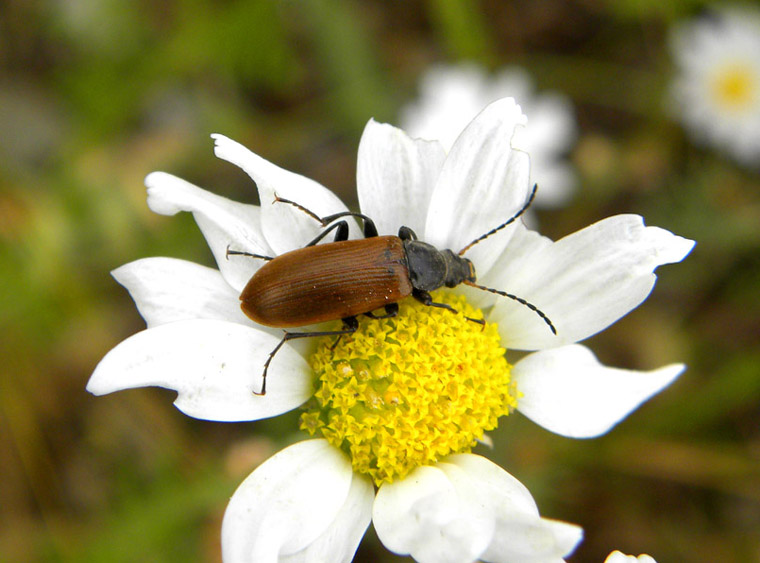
[212,134,356,255]
[514,345,684,438]
[489,215,695,350]
[144,171,270,292]
[356,119,445,237]
[425,97,531,277]
[111,257,266,330]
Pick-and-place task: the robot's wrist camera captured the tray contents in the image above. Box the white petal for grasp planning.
[373,465,493,563]
[356,119,446,236]
[445,454,583,563]
[488,215,695,350]
[513,345,685,438]
[222,440,368,563]
[145,171,270,292]
[212,134,356,255]
[482,518,584,563]
[462,223,551,312]
[374,454,582,563]
[282,471,374,563]
[445,454,539,515]
[425,97,531,276]
[86,319,310,421]
[112,257,264,330]
[605,551,658,563]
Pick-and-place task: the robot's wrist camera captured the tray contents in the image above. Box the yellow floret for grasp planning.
[712,63,756,110]
[300,291,516,486]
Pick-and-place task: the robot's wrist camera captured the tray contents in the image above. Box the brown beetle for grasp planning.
[228,185,555,395]
[239,235,412,328]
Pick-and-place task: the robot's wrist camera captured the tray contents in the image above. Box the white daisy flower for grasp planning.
[605,550,657,563]
[400,63,577,207]
[669,6,760,166]
[88,98,694,563]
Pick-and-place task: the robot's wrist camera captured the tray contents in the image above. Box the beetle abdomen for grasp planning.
[240,236,412,327]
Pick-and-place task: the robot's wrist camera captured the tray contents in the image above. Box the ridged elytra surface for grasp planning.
[240,236,412,327]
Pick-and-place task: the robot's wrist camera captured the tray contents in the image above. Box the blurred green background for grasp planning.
[1,0,758,561]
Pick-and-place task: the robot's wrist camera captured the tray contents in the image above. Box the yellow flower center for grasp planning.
[712,63,756,110]
[300,292,516,486]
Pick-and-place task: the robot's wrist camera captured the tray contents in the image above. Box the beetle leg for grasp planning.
[329,316,359,350]
[398,226,418,241]
[258,320,358,396]
[304,221,350,246]
[361,218,379,238]
[412,288,458,314]
[363,303,399,320]
[273,196,379,239]
[319,211,378,238]
[333,221,349,242]
[304,211,378,246]
[412,289,486,328]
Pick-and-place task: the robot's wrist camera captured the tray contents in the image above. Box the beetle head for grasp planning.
[441,250,476,287]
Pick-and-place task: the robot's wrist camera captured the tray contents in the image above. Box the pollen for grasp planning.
[712,63,756,110]
[300,292,516,486]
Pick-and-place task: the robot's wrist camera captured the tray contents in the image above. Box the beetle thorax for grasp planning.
[404,240,476,292]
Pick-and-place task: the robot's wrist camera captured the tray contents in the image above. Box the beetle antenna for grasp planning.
[225,244,273,261]
[273,193,326,225]
[458,184,538,256]
[464,280,556,335]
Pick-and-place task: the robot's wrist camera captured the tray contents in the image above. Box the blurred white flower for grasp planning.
[401,63,578,207]
[669,6,760,166]
[88,99,693,562]
[605,550,657,563]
